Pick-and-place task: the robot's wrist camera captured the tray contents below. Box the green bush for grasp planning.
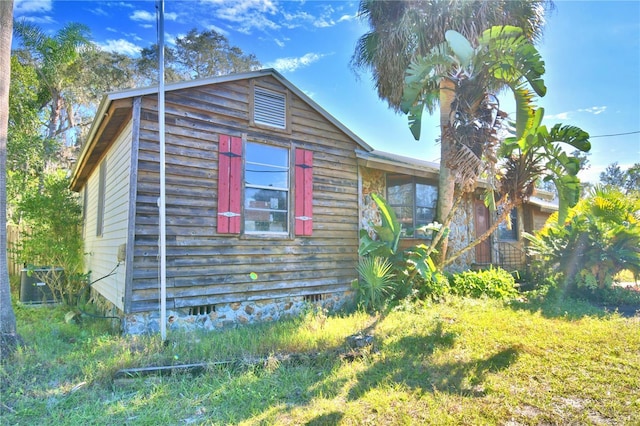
[353,256,396,312]
[526,186,640,301]
[451,267,519,300]
[413,271,451,301]
[14,170,85,304]
[358,194,440,307]
[585,286,640,307]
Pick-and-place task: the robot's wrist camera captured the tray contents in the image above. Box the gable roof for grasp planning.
[70,68,372,191]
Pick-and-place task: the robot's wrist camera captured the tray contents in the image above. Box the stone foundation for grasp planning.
[122,291,351,335]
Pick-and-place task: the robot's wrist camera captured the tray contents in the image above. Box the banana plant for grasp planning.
[499,107,591,223]
[401,25,546,142]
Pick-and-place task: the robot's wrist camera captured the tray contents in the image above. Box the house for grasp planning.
[355,149,558,272]
[71,69,556,334]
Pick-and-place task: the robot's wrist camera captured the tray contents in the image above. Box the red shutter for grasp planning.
[295,148,313,236]
[217,135,242,234]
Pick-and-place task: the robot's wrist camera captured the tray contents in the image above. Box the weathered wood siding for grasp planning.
[83,121,133,310]
[130,75,360,313]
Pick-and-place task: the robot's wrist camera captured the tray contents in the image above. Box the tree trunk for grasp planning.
[47,93,63,140]
[435,78,456,268]
[0,0,22,360]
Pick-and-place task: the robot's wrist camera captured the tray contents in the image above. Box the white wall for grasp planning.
[83,121,133,310]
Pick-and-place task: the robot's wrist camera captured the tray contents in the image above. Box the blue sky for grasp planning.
[12,0,640,183]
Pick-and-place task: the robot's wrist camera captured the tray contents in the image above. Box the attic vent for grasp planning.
[304,293,325,303]
[254,87,286,129]
[188,305,216,316]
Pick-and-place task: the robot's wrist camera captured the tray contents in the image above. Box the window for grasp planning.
[217,134,312,237]
[253,87,286,129]
[82,186,88,236]
[96,159,107,237]
[498,207,518,241]
[386,174,438,238]
[244,142,289,234]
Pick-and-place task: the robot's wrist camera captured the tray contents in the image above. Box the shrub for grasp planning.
[584,286,640,307]
[14,170,85,304]
[358,194,440,306]
[414,271,451,301]
[353,256,396,312]
[526,186,640,300]
[450,267,519,300]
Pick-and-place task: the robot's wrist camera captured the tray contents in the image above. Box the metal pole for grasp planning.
[156,0,167,341]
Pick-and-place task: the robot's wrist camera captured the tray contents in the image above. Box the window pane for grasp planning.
[416,183,437,208]
[245,164,288,188]
[387,174,413,206]
[245,188,288,233]
[416,207,436,224]
[245,143,288,189]
[246,142,288,166]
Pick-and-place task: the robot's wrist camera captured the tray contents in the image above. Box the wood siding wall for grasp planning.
[83,122,133,310]
[129,76,360,313]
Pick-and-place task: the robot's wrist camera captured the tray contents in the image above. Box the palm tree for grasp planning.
[0,0,21,359]
[351,0,553,265]
[13,21,92,142]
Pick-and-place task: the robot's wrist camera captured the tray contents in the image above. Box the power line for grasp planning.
[590,130,640,138]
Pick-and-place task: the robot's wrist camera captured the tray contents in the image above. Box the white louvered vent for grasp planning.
[254,87,286,129]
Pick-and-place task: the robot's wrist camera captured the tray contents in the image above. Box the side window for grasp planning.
[82,186,88,237]
[244,142,289,234]
[498,207,518,241]
[387,174,414,236]
[387,174,437,238]
[96,159,107,237]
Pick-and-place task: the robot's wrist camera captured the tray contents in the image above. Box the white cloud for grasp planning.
[19,15,55,24]
[130,10,155,22]
[579,106,607,115]
[97,39,142,56]
[131,10,177,22]
[274,38,285,48]
[338,14,356,23]
[206,24,230,36]
[202,0,279,34]
[313,16,335,28]
[13,0,52,15]
[265,52,326,73]
[546,106,608,121]
[545,112,570,120]
[90,7,109,17]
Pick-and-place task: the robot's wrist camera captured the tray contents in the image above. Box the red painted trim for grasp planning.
[295,148,313,236]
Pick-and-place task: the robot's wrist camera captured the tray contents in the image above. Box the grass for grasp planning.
[1,295,639,425]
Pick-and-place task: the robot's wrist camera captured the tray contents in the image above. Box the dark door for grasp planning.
[474,200,491,264]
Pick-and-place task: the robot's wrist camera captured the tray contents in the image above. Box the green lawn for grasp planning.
[1,296,639,425]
